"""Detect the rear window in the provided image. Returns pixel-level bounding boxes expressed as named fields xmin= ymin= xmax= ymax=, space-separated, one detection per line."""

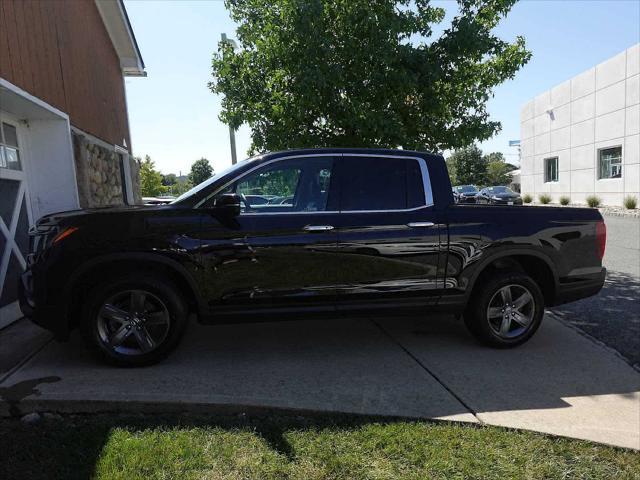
xmin=339 ymin=156 xmax=426 ymax=211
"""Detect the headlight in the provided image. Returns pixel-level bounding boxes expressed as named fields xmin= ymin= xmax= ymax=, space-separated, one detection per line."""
xmin=492 ymin=196 xmax=501 ymax=200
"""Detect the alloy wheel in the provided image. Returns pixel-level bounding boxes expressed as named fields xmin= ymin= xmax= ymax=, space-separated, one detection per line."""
xmin=486 ymin=284 xmax=535 ymax=339
xmin=96 ymin=289 xmax=171 ymax=356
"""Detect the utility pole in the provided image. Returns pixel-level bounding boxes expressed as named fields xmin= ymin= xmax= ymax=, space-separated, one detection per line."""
xmin=221 ymin=33 xmax=238 ymax=164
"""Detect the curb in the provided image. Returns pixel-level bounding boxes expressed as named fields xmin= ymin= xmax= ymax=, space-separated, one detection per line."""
xmin=524 ymin=203 xmax=639 ymax=218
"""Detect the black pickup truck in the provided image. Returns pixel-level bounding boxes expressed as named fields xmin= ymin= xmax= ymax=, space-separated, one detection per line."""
xmin=20 ymin=148 xmax=607 ymax=366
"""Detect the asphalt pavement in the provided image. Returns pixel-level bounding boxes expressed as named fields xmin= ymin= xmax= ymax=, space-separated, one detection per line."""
xmin=549 ymin=214 xmax=640 ymax=369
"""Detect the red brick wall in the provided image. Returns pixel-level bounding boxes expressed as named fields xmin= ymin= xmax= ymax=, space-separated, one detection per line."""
xmin=0 ymin=0 xmax=131 ymax=149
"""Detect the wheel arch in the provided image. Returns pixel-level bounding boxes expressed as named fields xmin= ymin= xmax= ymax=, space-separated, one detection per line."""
xmin=64 ymin=253 xmax=205 ymax=332
xmin=466 ymin=249 xmax=558 ymax=306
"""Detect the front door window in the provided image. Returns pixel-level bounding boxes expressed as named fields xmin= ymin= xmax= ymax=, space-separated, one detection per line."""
xmin=213 ymin=156 xmax=335 ymax=213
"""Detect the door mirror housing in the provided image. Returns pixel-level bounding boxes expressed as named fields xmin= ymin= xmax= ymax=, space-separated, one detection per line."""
xmin=212 ymin=193 xmax=241 ymax=216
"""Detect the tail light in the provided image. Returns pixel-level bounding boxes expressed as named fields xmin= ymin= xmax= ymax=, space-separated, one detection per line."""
xmin=596 ymin=220 xmax=606 ymax=260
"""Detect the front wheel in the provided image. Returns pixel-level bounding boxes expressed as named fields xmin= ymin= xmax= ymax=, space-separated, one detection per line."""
xmin=80 ymin=274 xmax=189 ymax=366
xmin=464 ymin=272 xmax=544 ymax=348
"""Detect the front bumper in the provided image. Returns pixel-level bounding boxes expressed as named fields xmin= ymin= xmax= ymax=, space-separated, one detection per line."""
xmin=490 ymin=198 xmax=523 ymax=205
xmin=19 ymin=269 xmax=69 ymax=340
xmin=458 ymin=196 xmax=477 ymax=204
xmin=552 ymin=267 xmax=607 ymax=306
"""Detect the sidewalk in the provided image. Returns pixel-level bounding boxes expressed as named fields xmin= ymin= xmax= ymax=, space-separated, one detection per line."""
xmin=1 ymin=313 xmax=638 ymax=450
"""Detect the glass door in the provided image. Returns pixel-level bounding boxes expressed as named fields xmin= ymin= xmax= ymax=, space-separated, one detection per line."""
xmin=0 ymin=113 xmax=33 ymax=320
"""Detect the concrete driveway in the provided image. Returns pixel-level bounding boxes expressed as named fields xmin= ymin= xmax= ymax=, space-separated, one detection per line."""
xmin=1 ymin=312 xmax=639 ymax=450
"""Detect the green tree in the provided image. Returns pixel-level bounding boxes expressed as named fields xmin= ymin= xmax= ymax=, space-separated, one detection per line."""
xmin=211 ymin=0 xmax=531 ymax=154
xmin=483 ymin=151 xmax=517 ymax=185
xmin=447 ymin=145 xmax=486 ymax=186
xmin=188 ymin=158 xmax=214 ymax=186
xmin=483 ymin=152 xmax=506 ymax=164
xmin=445 ymin=156 xmax=458 ymax=186
xmin=162 ymin=173 xmax=177 ymax=187
xmin=173 ymin=178 xmax=194 ymax=196
xmin=138 ymin=155 xmax=166 ymax=197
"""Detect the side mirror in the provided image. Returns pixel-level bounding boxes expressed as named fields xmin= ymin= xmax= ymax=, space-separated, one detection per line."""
xmin=212 ymin=193 xmax=241 ymax=217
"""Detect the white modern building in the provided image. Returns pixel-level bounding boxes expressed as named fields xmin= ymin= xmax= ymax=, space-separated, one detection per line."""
xmin=520 ymin=44 xmax=639 ymax=206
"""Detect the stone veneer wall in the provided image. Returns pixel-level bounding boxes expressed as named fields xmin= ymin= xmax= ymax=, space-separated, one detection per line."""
xmin=72 ymin=131 xmax=141 ymax=208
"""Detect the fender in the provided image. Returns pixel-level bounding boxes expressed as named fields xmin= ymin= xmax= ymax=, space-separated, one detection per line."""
xmin=460 ymin=246 xmax=559 ymax=302
xmin=63 ymin=252 xmax=207 ymax=314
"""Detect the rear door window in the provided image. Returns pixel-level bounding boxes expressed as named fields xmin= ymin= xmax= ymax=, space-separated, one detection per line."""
xmin=338 ymin=156 xmax=427 ymax=211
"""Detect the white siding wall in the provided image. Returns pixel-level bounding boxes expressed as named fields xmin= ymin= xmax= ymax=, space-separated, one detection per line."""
xmin=520 ymin=44 xmax=640 ymax=206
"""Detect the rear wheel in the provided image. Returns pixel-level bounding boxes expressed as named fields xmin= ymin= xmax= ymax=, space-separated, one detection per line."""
xmin=80 ymin=274 xmax=188 ymax=366
xmin=464 ymin=272 xmax=544 ymax=348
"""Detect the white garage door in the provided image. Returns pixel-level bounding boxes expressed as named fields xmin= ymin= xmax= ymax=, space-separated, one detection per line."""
xmin=0 ymin=114 xmax=33 ymax=319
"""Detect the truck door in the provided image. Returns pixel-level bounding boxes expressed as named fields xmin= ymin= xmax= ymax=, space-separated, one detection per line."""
xmin=332 ymin=154 xmax=443 ymax=311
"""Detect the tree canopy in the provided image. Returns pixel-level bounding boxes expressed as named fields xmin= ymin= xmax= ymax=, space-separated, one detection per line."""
xmin=484 ymin=152 xmax=517 ymax=185
xmin=211 ymin=0 xmax=531 ymax=154
xmin=447 ymin=145 xmax=485 ymax=186
xmin=188 ymin=158 xmax=214 ymax=186
xmin=138 ymin=155 xmax=166 ymax=197
xmin=446 ymin=147 xmax=517 ymax=186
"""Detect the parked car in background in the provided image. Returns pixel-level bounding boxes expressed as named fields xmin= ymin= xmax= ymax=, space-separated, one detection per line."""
xmin=21 ymin=148 xmax=606 ymax=366
xmin=142 ymin=196 xmax=175 ymax=206
xmin=453 ymin=185 xmax=479 ymax=203
xmin=476 ymin=186 xmax=523 ymax=205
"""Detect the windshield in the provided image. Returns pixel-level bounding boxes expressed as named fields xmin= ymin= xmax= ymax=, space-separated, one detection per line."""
xmin=172 ymin=158 xmax=254 ymax=203
xmin=487 ymin=186 xmax=513 ymax=194
xmin=457 ymin=185 xmax=477 ymax=193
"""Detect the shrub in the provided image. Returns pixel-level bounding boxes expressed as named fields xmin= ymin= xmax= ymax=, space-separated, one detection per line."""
xmin=586 ymin=195 xmax=601 ymax=208
xmin=539 ymin=194 xmax=552 ymax=204
xmin=624 ymin=195 xmax=637 ymax=209
xmin=522 ymin=193 xmax=533 ymax=204
xmin=559 ymin=196 xmax=570 ymax=206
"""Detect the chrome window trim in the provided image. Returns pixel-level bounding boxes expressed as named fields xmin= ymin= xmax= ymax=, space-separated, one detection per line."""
xmin=197 ymin=152 xmax=435 ymax=214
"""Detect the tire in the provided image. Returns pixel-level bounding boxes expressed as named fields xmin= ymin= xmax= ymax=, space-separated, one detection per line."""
xmin=464 ymin=271 xmax=544 ymax=348
xmin=80 ymin=274 xmax=189 ymax=367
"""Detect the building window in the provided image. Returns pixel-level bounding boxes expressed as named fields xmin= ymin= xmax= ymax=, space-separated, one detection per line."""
xmin=0 ymin=122 xmax=22 ymax=171
xmin=598 ymin=147 xmax=622 ymax=179
xmin=544 ymin=157 xmax=558 ymax=183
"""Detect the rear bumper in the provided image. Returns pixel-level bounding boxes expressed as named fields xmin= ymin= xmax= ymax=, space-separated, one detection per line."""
xmin=552 ymin=268 xmax=606 ymax=306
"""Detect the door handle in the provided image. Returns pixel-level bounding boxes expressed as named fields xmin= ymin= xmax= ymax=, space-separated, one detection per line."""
xmin=407 ymin=222 xmax=435 ymax=228
xmin=303 ymin=225 xmax=334 ymax=232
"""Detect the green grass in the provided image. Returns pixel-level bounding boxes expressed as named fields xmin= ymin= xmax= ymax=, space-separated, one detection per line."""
xmin=1 ymin=413 xmax=638 ymax=480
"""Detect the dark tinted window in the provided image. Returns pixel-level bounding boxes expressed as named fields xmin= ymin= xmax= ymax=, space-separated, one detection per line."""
xmin=406 ymin=159 xmax=425 ymax=209
xmin=339 ymin=157 xmax=425 ymax=211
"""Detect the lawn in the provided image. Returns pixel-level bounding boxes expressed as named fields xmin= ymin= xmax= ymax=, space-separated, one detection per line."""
xmin=1 ymin=413 xmax=638 ymax=479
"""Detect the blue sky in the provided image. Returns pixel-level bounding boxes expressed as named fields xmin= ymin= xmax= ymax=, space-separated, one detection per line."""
xmin=124 ymin=0 xmax=640 ymax=175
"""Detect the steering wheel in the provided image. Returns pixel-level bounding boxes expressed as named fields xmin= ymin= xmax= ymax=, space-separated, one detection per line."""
xmin=239 ymin=193 xmax=251 ymax=211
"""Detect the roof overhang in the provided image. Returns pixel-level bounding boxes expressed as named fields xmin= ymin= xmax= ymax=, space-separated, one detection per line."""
xmin=95 ymin=0 xmax=146 ymax=77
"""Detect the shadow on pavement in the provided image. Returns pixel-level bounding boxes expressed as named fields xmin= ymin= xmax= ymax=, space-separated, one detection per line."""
xmin=549 ymin=270 xmax=640 ymax=368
